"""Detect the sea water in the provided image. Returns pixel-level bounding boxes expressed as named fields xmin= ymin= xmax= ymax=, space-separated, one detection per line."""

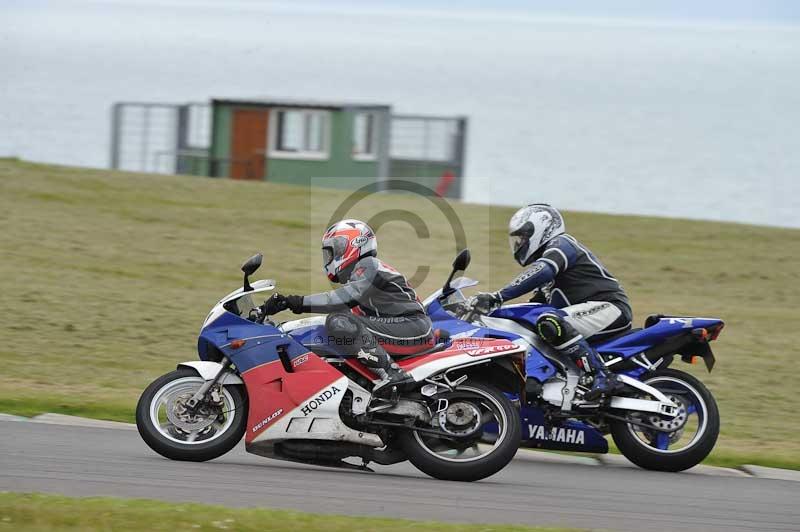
xmin=2 ymin=0 xmax=799 ymax=227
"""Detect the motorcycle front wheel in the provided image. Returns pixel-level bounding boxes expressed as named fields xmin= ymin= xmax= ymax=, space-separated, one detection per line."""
xmin=136 ymin=368 xmax=247 ymax=462
xmin=610 ymin=368 xmax=719 ymax=472
xmin=398 ymin=381 xmax=521 ymax=481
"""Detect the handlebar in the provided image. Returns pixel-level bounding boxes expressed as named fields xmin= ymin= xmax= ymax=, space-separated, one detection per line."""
xmin=462 ymin=306 xmax=480 ymax=323
xmin=450 ymin=301 xmax=483 ymax=324
xmin=246 ymin=299 xmax=278 ymax=326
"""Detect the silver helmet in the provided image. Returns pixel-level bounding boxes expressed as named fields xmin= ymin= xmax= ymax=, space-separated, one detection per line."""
xmin=508 ymin=204 xmax=565 ymax=266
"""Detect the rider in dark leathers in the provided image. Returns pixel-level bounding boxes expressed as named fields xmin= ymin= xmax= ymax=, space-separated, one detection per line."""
xmin=472 ymin=204 xmax=631 ymax=400
xmin=267 ymin=219 xmax=433 ymax=396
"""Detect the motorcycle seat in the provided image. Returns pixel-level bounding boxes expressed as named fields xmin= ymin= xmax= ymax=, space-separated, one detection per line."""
xmin=392 ymin=329 xmax=452 ymax=359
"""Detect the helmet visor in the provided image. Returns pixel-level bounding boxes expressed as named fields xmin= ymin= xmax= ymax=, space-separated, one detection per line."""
xmin=509 ymin=234 xmax=526 ymax=255
xmin=322 ymin=246 xmax=334 ymax=267
xmin=322 ymin=236 xmax=349 ymax=265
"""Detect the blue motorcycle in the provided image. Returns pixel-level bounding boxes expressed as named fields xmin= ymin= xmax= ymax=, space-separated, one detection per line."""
xmin=424 ymin=250 xmax=723 ymax=472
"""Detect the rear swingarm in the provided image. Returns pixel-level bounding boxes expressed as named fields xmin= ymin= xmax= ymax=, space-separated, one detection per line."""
xmin=542 ymin=408 xmax=673 ymax=434
xmin=600 ymin=412 xmax=677 ymax=433
xmin=359 ymin=417 xmax=461 ymax=441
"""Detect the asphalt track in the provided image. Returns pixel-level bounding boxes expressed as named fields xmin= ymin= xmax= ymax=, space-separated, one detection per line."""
xmin=1 ymin=420 xmax=798 ymax=531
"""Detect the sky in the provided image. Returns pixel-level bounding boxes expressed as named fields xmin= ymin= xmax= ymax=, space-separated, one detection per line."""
xmin=33 ymin=0 xmax=798 ymax=24
xmin=243 ymin=0 xmax=800 ymax=23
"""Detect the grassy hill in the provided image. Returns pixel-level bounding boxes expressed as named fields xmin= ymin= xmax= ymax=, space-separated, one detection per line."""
xmin=1 ymin=158 xmax=798 ymax=468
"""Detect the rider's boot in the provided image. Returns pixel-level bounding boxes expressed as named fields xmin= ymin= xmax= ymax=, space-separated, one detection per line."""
xmin=580 ymin=346 xmax=624 ymax=401
xmin=357 ymin=346 xmax=414 ymax=402
xmin=536 ymin=312 xmax=623 ymax=401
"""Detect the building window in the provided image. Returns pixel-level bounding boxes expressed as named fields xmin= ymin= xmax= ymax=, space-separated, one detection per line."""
xmin=270 ymin=109 xmax=330 ymax=159
xmin=352 ymin=112 xmax=379 ymax=161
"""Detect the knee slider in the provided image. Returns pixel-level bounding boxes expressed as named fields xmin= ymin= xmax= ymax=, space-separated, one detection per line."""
xmin=537 ymin=312 xmax=584 ymax=352
xmin=325 ymin=313 xmax=360 ymax=336
xmin=536 ymin=313 xmax=565 ymax=344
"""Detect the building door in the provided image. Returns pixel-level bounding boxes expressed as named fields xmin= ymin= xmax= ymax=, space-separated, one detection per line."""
xmin=230 ymin=109 xmax=269 ymax=180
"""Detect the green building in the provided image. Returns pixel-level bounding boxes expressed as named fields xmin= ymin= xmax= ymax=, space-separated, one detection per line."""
xmin=207 ymin=98 xmax=390 ymax=189
xmin=111 ymin=98 xmax=467 ymax=199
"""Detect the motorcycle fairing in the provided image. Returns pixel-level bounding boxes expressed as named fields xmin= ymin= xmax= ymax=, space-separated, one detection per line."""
xmin=597 ymin=316 xmax=722 ymax=371
xmin=197 ymin=311 xmax=371 ymax=448
xmin=425 ymin=299 xmax=558 ymax=382
xmin=399 ymin=338 xmax=526 ymax=381
xmin=243 ymin=336 xmax=528 ymax=455
xmin=245 ymin=367 xmax=383 ymax=455
xmin=198 ymin=311 xmax=309 ymax=372
xmin=236 ymin=344 xmax=384 ymax=450
xmin=482 ymin=404 xmax=608 ymax=454
xmin=291 ymin=320 xmax=527 ymax=383
xmin=199 ymin=311 xmax=527 ymax=456
xmin=335 ymin=337 xmax=528 ymax=383
xmin=520 ymin=407 xmax=608 ymax=453
xmin=490 ymin=305 xmax=723 ymax=373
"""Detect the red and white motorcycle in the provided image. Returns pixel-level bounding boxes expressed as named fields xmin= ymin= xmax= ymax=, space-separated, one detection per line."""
xmin=137 ymin=253 xmax=524 ymax=481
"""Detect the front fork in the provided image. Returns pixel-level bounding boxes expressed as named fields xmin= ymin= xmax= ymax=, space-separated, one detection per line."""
xmin=186 ymin=356 xmax=230 ymax=409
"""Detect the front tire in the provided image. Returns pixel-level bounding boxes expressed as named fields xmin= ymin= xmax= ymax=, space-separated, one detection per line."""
xmin=136 ymin=368 xmax=247 ymax=462
xmin=610 ymin=368 xmax=719 ymax=472
xmin=398 ymin=381 xmax=521 ymax=481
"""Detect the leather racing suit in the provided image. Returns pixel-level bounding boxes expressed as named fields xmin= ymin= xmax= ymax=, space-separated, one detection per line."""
xmin=300 ymin=256 xmax=434 ymax=387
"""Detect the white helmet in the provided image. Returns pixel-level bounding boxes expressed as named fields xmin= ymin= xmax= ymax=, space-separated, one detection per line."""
xmin=508 ymin=204 xmax=565 ymax=266
xmin=321 ymin=219 xmax=377 ymax=283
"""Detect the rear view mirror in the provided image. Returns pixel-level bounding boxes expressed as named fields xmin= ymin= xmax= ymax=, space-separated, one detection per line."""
xmin=452 ymin=249 xmax=471 ymax=272
xmin=241 ymin=253 xmax=263 ymax=292
xmin=241 ymin=253 xmax=263 ymax=276
xmin=442 ymin=249 xmax=470 ymax=297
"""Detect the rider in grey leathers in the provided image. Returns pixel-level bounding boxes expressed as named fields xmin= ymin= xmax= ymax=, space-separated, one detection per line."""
xmin=266 ymin=219 xmax=434 ymax=396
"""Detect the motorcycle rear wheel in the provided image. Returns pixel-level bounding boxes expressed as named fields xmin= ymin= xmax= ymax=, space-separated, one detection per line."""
xmin=398 ymin=381 xmax=520 ymax=481
xmin=610 ymin=368 xmax=719 ymax=472
xmin=136 ymin=368 xmax=247 ymax=462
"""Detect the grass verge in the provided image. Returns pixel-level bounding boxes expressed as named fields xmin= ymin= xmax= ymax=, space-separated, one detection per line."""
xmin=0 ymin=493 xmax=579 ymax=532
xmin=1 ymin=159 xmax=799 ymax=469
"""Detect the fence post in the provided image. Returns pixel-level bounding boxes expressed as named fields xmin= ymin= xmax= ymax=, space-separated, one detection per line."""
xmin=453 ymin=118 xmax=468 ymax=199
xmin=454 ymin=118 xmax=468 ymax=177
xmin=175 ymin=105 xmax=189 ymax=174
xmin=377 ymin=107 xmax=392 ymax=191
xmin=109 ymin=103 xmax=122 ymax=169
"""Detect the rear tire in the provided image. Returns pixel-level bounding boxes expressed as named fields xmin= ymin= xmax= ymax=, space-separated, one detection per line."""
xmin=398 ymin=381 xmax=520 ymax=481
xmin=136 ymin=368 xmax=247 ymax=462
xmin=610 ymin=368 xmax=719 ymax=472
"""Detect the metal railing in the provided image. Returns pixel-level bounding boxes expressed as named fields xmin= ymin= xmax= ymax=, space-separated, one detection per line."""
xmin=388 ymin=115 xmax=467 ymax=198
xmin=110 ymin=102 xmax=209 ymax=174
xmin=389 ymin=114 xmax=467 ymax=163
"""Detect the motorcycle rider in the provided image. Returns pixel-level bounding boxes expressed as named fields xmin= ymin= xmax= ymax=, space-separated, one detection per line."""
xmin=265 ymin=219 xmax=434 ymax=398
xmin=471 ymin=204 xmax=632 ymax=400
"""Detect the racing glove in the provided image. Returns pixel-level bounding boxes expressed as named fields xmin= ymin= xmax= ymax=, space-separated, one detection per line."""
xmin=284 ymin=295 xmax=305 ymax=314
xmin=470 ymin=291 xmax=503 ymax=314
xmin=262 ymin=293 xmax=288 ymax=315
xmin=529 ymin=288 xmax=548 ymax=304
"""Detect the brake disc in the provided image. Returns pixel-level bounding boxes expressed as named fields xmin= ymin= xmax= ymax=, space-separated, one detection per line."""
xmin=165 ymin=391 xmax=219 ymax=433
xmin=647 ymin=394 xmax=688 ymax=437
xmin=438 ymin=401 xmax=481 ymax=437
